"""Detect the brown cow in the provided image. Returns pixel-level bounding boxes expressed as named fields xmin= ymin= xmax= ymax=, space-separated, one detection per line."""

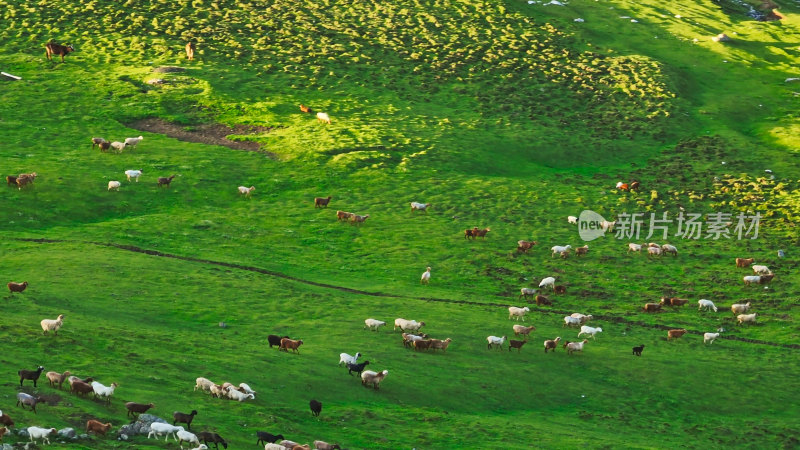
xmin=185 ymin=42 xmax=195 ymax=60
xmin=45 ymin=42 xmax=74 ymax=62
xmin=667 ymin=329 xmax=688 ymax=340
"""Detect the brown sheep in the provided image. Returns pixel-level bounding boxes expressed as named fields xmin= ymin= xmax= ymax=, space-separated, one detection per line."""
xmin=517 ymin=240 xmax=537 ymax=252
xmin=70 ymin=380 xmax=94 ymax=397
xmin=474 ymin=227 xmax=491 ymax=239
xmin=8 ymin=281 xmax=28 ymax=294
xmin=413 ymin=339 xmax=433 ymax=351
xmin=575 ymin=245 xmax=589 ymax=256
xmin=667 ymin=329 xmax=688 ymax=340
xmin=0 ymin=426 xmax=7 ymax=440
xmin=736 ymin=257 xmax=754 ymax=268
xmin=464 ymin=227 xmax=478 ymax=239
xmin=91 ymin=137 xmax=107 ymax=149
xmin=759 ymin=274 xmax=775 ymax=284
xmin=0 ymin=411 xmax=14 ymax=428
xmin=46 ymin=370 xmax=71 ymax=389
xmin=429 ymin=338 xmax=452 ymax=352
xmin=185 ymin=42 xmax=195 ymax=60
xmin=86 ymin=420 xmax=112 ymax=436
xmin=280 ymin=338 xmax=304 ymax=354
xmin=6 ymin=175 xmax=18 ymax=187
xmin=45 ymin=42 xmax=74 ymax=62
xmin=630 ymin=181 xmax=641 ymax=191
xmin=125 ymin=402 xmax=155 ymax=418
xmin=350 ymin=214 xmax=369 ymax=225
xmin=513 ymin=324 xmax=536 ymax=339
xmin=660 ymin=297 xmax=688 ymax=307
xmin=16 ymin=172 xmax=37 ymax=189
xmin=508 ymin=340 xmax=527 ymax=352
xmin=98 ymin=141 xmax=111 ymax=152
xmin=643 ymin=303 xmax=662 ymax=313
xmin=543 ymin=337 xmax=561 ymax=353
xmin=300 ymin=104 xmax=314 ymax=114
xmin=336 ymin=210 xmax=354 ymax=221
xmin=157 ymin=175 xmax=176 ymax=188
xmin=314 ymin=196 xmax=332 ymax=208
xmin=554 ymin=285 xmax=567 ymax=295
xmin=535 ymin=295 xmax=552 ymax=306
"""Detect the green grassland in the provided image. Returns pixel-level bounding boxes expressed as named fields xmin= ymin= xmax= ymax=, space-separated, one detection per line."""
xmin=0 ymin=0 xmax=799 ymax=448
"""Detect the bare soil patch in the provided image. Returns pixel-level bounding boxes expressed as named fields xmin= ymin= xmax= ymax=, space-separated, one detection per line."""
xmin=127 ymin=118 xmax=277 ymax=157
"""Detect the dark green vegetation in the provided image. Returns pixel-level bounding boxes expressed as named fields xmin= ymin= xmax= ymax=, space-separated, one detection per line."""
xmin=0 ymin=0 xmax=799 ymax=448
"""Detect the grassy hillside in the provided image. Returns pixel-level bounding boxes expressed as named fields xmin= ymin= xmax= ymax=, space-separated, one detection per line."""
xmin=0 ymin=0 xmax=799 ymax=448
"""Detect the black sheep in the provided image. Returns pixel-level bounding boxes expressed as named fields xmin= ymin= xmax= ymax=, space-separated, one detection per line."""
xmin=347 ymin=360 xmax=370 ymax=376
xmin=632 ymin=345 xmax=645 ymax=356
xmin=309 ymin=399 xmax=322 ymax=417
xmin=18 ymin=366 xmax=44 ymax=387
xmin=268 ymin=334 xmax=290 ymax=348
xmin=197 ymin=431 xmax=227 ymax=449
xmin=256 ymin=431 xmax=284 ymax=446
xmin=173 ymin=410 xmax=198 ymax=430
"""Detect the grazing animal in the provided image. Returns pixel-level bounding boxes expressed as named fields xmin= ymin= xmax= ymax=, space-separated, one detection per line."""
xmin=508 ymin=306 xmax=531 ymax=321
xmin=632 ymin=345 xmax=645 ymax=356
xmin=539 ymin=277 xmax=556 ymax=290
xmin=310 ymin=399 xmax=322 ymax=417
xmin=268 ymin=334 xmax=290 ymax=348
xmin=519 ymin=288 xmax=537 ymax=301
xmin=314 ymin=196 xmax=332 ymax=208
xmin=698 ymin=299 xmax=718 ymax=312
xmin=196 ymin=431 xmax=228 ymax=449
xmin=124 ymin=136 xmax=144 ymax=148
xmin=0 ymin=426 xmax=6 ymax=441
xmin=660 ymin=297 xmax=688 ymax=307
xmin=412 ymin=339 xmax=433 ymax=351
xmin=91 ymin=381 xmax=119 ymax=404
xmin=108 ymin=180 xmax=121 ymax=191
xmin=566 ymin=339 xmax=589 ymax=355
xmin=40 ymin=314 xmax=65 ymax=335
xmin=177 ymin=429 xmax=201 ymax=448
xmin=401 ymin=333 xmax=428 ymax=348
xmin=238 ymin=185 xmax=256 ymax=197
xmin=316 ymin=112 xmax=331 ymax=124
xmin=575 ymin=245 xmax=589 ymax=256
xmin=16 ymin=393 xmax=44 ymax=413
xmin=571 ymin=313 xmax=594 ymax=324
xmin=70 ymin=379 xmax=93 ymax=397
xmin=648 ymin=246 xmax=662 ymax=257
xmin=350 ymin=213 xmax=369 ymax=224
xmin=16 ymin=172 xmax=37 ymax=189
xmin=473 ymin=227 xmax=491 ymax=239
xmin=6 ymin=175 xmax=18 ymax=187
xmin=364 ymin=318 xmax=386 ymax=331
xmin=111 ymin=141 xmax=126 ymax=153
xmin=430 ymin=338 xmax=453 ymax=352
xmin=563 ymin=316 xmax=582 ymax=328
xmin=554 ymin=285 xmax=567 ymax=295
xmin=628 ymin=243 xmax=642 ymax=253
xmin=26 ymin=426 xmax=57 ymax=445
xmin=661 ymin=244 xmax=678 ymax=256
xmin=300 ymin=104 xmax=314 ymax=113
xmin=508 ymin=339 xmax=527 ymax=352
xmin=280 ymin=338 xmax=304 ymax=353
xmin=186 ymin=42 xmax=196 ymax=60
xmin=544 ymin=337 xmax=561 ymax=353
xmin=704 ymin=332 xmax=720 ymax=345
xmin=194 ymin=377 xmax=215 ymax=392
xmin=737 ymin=313 xmax=757 ymax=324
xmin=91 ymin=137 xmax=108 ymax=149
xmin=567 ymin=215 xmax=578 ymax=224
xmin=736 ymin=257 xmax=754 ymax=268
xmin=643 ymin=303 xmax=662 ymax=313
xmin=225 ymin=387 xmax=254 ymax=402
xmin=125 ymin=402 xmax=155 ymax=418
xmin=420 ymin=267 xmax=431 ymax=284
xmin=486 ymin=335 xmax=507 ymax=350
xmin=512 ymin=324 xmax=536 ymax=339
xmin=125 ymin=169 xmax=143 ymax=182
xmin=752 ymin=265 xmax=771 ymax=275
xmin=336 ymin=210 xmax=354 ymax=221
xmin=173 ymin=410 xmax=198 ymax=430
xmin=551 ymin=245 xmax=572 ymax=258
xmin=535 ymin=294 xmax=552 ymax=306
xmin=743 ymin=275 xmax=762 ymax=286
xmin=313 ymin=441 xmax=342 ymax=450
xmin=360 ymin=370 xmax=389 ymax=390
xmin=7 ymin=281 xmax=28 ymax=294
xmin=157 ymin=175 xmax=176 ymax=188
xmin=347 ymin=360 xmax=370 ymax=376
xmin=338 ymin=352 xmax=361 ymax=366
xmin=46 ymin=370 xmax=71 ymax=389
xmin=517 ymin=240 xmax=537 ymax=252
xmin=577 ymin=326 xmax=603 ymax=339
xmin=256 ymin=432 xmax=285 ymax=446
xmin=98 ymin=141 xmax=111 ymax=152
xmin=265 ymin=444 xmax=288 ymax=450
xmin=410 ymin=202 xmax=430 ymax=212
xmin=45 ymin=42 xmax=74 ymax=62
xmin=0 ymin=411 xmax=13 ymax=428
xmin=86 ymin=420 xmax=112 ymax=436
xmin=667 ymin=329 xmax=688 ymax=340
xmin=394 ymin=318 xmax=425 ymax=332
xmin=148 ymin=422 xmax=183 ymax=441
xmin=629 ymin=181 xmax=640 ymax=191
xmin=731 ymin=302 xmax=751 ymax=315
xmin=19 ymin=366 xmax=45 ymax=387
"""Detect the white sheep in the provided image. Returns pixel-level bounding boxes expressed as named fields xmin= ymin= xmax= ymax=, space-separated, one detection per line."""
xmin=91 ymin=381 xmax=119 ymax=404
xmin=264 ymin=444 xmax=285 ymax=450
xmin=737 ymin=313 xmax=757 ymax=324
xmin=111 ymin=141 xmax=126 ymax=152
xmin=238 ymin=185 xmax=255 ymax=197
xmin=40 ymin=314 xmax=65 ymax=335
xmin=539 ymin=277 xmax=556 ymax=289
xmin=420 ymin=267 xmax=431 ymax=284
xmin=647 ymin=246 xmax=662 ymax=256
xmin=508 ymin=306 xmax=530 ymax=321
xmin=209 ymin=384 xmax=225 ymax=398
xmin=703 ymin=332 xmax=720 ymax=344
xmin=519 ymin=288 xmax=537 ymax=300
xmin=577 ymin=325 xmax=603 ymax=339
xmin=148 ymin=423 xmax=184 ymax=441
xmin=361 ymin=369 xmax=389 ymax=389
xmin=394 ymin=318 xmax=425 ymax=332
xmin=743 ymin=275 xmax=762 ymax=285
xmin=661 ymin=244 xmax=678 ymax=255
xmin=566 ymin=339 xmax=589 ymax=355
xmin=316 ymin=112 xmax=331 ymax=124
xmin=698 ymin=299 xmax=718 ymax=312
xmin=238 ymin=383 xmax=256 ymax=395
xmin=124 ymin=136 xmax=144 ymax=148
xmin=125 ymin=169 xmax=143 ymax=182
xmin=731 ymin=302 xmax=751 ymax=315
xmin=601 ymin=220 xmax=616 ymax=232
xmin=410 ymin=202 xmax=430 ymax=212
xmin=177 ymin=429 xmax=200 ymax=448
xmin=401 ymin=333 xmax=426 ymax=347
xmin=364 ymin=318 xmax=386 ymax=331
xmin=338 ymin=352 xmax=361 ymax=366
xmin=570 ymin=313 xmax=593 ymax=324
xmin=225 ymin=386 xmax=254 ymax=401
xmin=486 ymin=335 xmax=506 ymax=349
xmin=563 ymin=316 xmax=582 ymax=327
xmin=752 ymin=265 xmax=771 ymax=275
xmin=108 ymin=180 xmax=121 ymax=191
xmin=27 ymin=426 xmax=57 ymax=445
xmin=194 ymin=377 xmax=214 ymax=392
xmin=628 ymin=243 xmax=642 ymax=252
xmin=551 ymin=245 xmax=572 ymax=257
xmin=567 ymin=216 xmax=578 ymax=224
